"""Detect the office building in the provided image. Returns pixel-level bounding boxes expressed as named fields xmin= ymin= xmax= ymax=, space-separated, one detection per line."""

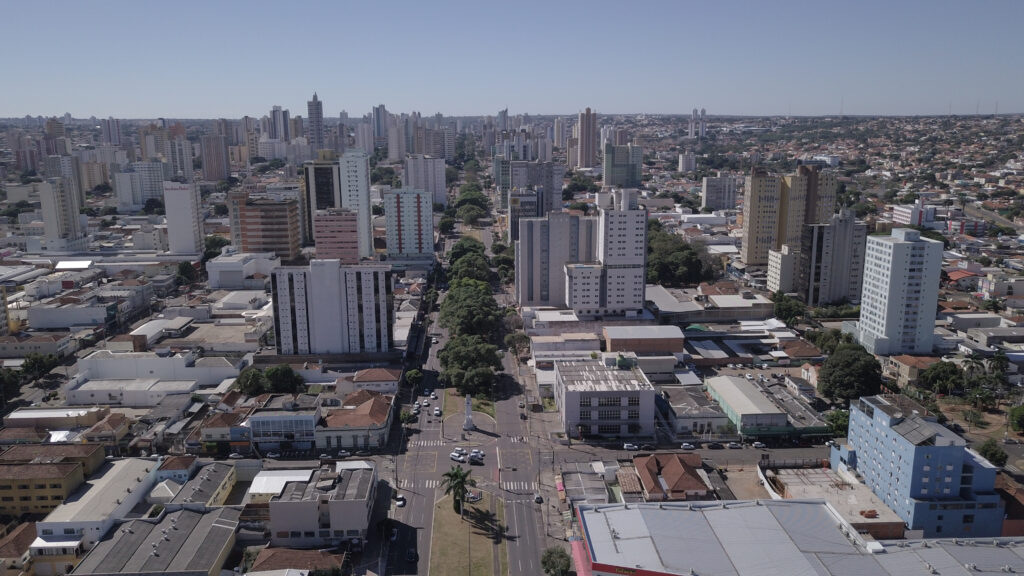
xmin=39 ymin=177 xmax=86 ymax=251
xmin=227 ymin=190 xmax=302 ymax=260
xmin=688 ymin=108 xmax=697 ymax=139
xmin=383 ymin=188 xmax=433 ymax=259
xmin=372 ymin=104 xmax=388 ymax=146
xmin=602 ymin=142 xmax=642 ymax=188
xmin=767 ymin=244 xmax=799 ymax=293
xmin=306 ymin=92 xmax=325 ymax=151
xmin=576 ymin=107 xmax=598 ymax=169
xmin=834 ymin=395 xmax=1003 ymax=537
xmin=163 ymin=182 xmax=202 ymax=254
xmin=507 ymin=189 xmax=540 ymax=242
xmin=553 ymin=358 xmax=656 ymax=438
xmin=272 ymin=260 xmax=393 ymax=355
xmin=797 ymin=209 xmax=867 ymax=306
xmin=313 ymin=209 xmax=360 ymax=263
xmin=403 ymin=154 xmax=447 ymax=206
xmin=848 ymin=228 xmax=942 ymax=355
xmin=677 ymin=151 xmax=696 ymax=173
xmin=492 ymin=157 xmax=565 ymax=213
xmin=701 ymin=175 xmax=738 ymax=211
xmin=268 ymin=462 xmax=376 ymax=548
xmin=200 ymin=134 xmax=229 ymax=182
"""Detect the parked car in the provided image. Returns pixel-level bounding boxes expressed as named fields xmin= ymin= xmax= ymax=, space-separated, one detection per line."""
xmin=469 ymin=455 xmax=484 ymax=464
xmin=1004 ymin=437 xmax=1020 ymax=445
xmin=336 ymin=450 xmax=351 ymax=458
xmin=430 ymin=392 xmax=438 ymax=400
xmin=518 ymin=401 xmax=525 ymax=408
xmin=465 ymin=491 xmax=482 ymax=503
xmin=454 ymin=447 xmax=467 ymax=455
xmin=319 ymin=453 xmax=331 ymax=459
xmin=395 ymin=494 xmax=407 ymax=507
xmin=681 ymin=443 xmax=696 ymax=450
xmin=421 ymin=400 xmax=430 ymax=407
xmin=707 ymin=442 xmax=724 ymax=449
xmin=727 ymin=442 xmax=742 ymax=449
xmin=640 ymin=444 xmax=655 ymax=451
xmin=228 ymin=453 xmax=244 ymax=459
xmin=622 ymin=443 xmax=639 ymax=451
xmin=450 ymin=452 xmax=466 ymax=463
xmin=745 ymin=374 xmax=753 ymax=380
xmin=752 ymin=442 xmax=766 ymax=449
xmin=534 ymin=493 xmax=544 ymax=503
xmin=470 ymin=449 xmax=485 ymax=458
xmin=265 ymin=452 xmax=281 ymax=458
xmin=355 ymin=450 xmax=371 ymax=457
xmin=434 ymin=407 xmax=442 ymax=416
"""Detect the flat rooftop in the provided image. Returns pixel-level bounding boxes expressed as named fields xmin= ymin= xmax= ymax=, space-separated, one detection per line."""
xmin=5 ymin=407 xmax=99 ymax=420
xmin=276 ymin=466 xmax=374 ymax=503
xmin=603 ymin=325 xmax=684 ymax=340
xmin=250 ymin=469 xmax=314 ymax=496
xmin=75 ymin=379 xmax=197 ymax=393
xmin=771 ymin=468 xmax=902 ymax=525
xmin=42 ymin=458 xmax=155 ymax=524
xmin=555 ymin=360 xmax=655 ymax=393
xmin=706 ymin=376 xmax=784 ymax=416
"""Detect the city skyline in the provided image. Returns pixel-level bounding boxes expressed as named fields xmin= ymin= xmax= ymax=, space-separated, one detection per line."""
xmin=4 ymin=0 xmax=1023 ymax=119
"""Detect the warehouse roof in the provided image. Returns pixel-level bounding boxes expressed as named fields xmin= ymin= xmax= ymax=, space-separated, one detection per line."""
xmin=706 ymin=376 xmax=783 ymax=416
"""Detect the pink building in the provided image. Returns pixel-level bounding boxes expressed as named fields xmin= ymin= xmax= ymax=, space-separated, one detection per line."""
xmin=313 ymin=209 xmax=360 ymax=263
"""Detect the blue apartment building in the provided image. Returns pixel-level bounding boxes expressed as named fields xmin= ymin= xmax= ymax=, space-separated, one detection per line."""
xmin=831 ymin=395 xmax=1004 ymax=538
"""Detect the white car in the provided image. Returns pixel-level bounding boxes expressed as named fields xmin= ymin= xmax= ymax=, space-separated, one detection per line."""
xmin=430 ymin=392 xmax=438 ymax=400
xmin=265 ymin=452 xmax=281 ymax=458
xmin=453 ymin=447 xmax=467 ymax=455
xmin=745 ymin=373 xmax=753 ymax=380
xmin=752 ymin=442 xmax=766 ymax=449
xmin=228 ymin=453 xmax=244 ymax=459
xmin=680 ymin=443 xmax=696 ymax=450
xmin=434 ymin=407 xmax=441 ymax=416
xmin=622 ymin=443 xmax=639 ymax=451
xmin=432 ymin=338 xmax=439 ymax=344
xmin=470 ymin=449 xmax=485 ymax=458
xmin=336 ymin=450 xmax=351 ymax=458
xmin=421 ymin=400 xmax=430 ymax=407
xmin=395 ymin=494 xmax=407 ymax=507
xmin=450 ymin=452 xmax=466 ymax=463
xmin=413 ymin=401 xmax=421 ymax=408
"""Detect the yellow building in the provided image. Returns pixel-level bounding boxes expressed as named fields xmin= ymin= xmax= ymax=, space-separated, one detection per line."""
xmin=0 ymin=444 xmax=105 ymax=476
xmin=0 ymin=464 xmax=84 ymax=516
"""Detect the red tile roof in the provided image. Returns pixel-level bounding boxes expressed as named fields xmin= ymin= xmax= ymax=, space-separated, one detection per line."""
xmin=0 ymin=521 xmax=36 ymax=559
xmin=352 ymin=368 xmax=403 ymax=382
xmin=634 ymin=453 xmax=706 ymax=500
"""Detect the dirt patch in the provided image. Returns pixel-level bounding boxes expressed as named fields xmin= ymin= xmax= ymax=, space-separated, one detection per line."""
xmin=723 ymin=467 xmax=770 ymax=500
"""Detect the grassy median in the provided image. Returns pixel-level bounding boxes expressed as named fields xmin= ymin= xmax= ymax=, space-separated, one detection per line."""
xmin=429 ymin=493 xmax=508 ymax=576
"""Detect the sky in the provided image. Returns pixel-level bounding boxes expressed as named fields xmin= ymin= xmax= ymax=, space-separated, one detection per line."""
xmin=4 ymin=0 xmax=1023 ymax=119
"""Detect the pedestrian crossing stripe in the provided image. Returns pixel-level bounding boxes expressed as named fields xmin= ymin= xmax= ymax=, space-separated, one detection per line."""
xmin=409 ymin=440 xmax=446 ymax=447
xmin=397 ymin=479 xmax=440 ymax=488
xmin=508 ymin=436 xmax=526 ymax=443
xmin=500 ymin=481 xmax=537 ymax=492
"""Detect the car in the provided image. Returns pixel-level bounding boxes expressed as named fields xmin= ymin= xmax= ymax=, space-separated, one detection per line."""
xmin=641 ymin=444 xmax=655 ymax=451
xmin=465 ymin=491 xmax=482 ymax=503
xmin=469 ymin=455 xmax=484 ymax=464
xmin=534 ymin=493 xmax=544 ymax=503
xmin=430 ymin=392 xmax=438 ymax=400
xmin=355 ymin=450 xmax=371 ymax=457
xmin=390 ymin=528 xmax=399 ymax=541
xmin=413 ymin=401 xmax=421 ymax=408
xmin=432 ymin=338 xmax=439 ymax=344
xmin=518 ymin=400 xmax=525 ymax=408
xmin=470 ymin=449 xmax=485 ymax=458
xmin=681 ymin=443 xmax=696 ymax=450
xmin=412 ymin=406 xmax=421 ymax=414
xmin=1004 ymin=437 xmax=1020 ymax=445
xmin=707 ymin=442 xmax=724 ymax=449
xmin=752 ymin=442 xmax=766 ymax=449
xmin=622 ymin=443 xmax=639 ymax=451
xmin=421 ymin=400 xmax=430 ymax=407
xmin=336 ymin=450 xmax=351 ymax=458
xmin=395 ymin=494 xmax=407 ymax=507
xmin=727 ymin=442 xmax=742 ymax=449
xmin=450 ymin=452 xmax=466 ymax=463
xmin=745 ymin=373 xmax=753 ymax=380
xmin=319 ymin=453 xmax=331 ymax=459
xmin=228 ymin=452 xmax=245 ymax=459
xmin=265 ymin=452 xmax=281 ymax=458
xmin=405 ymin=548 xmax=418 ymax=562
xmin=454 ymin=447 xmax=467 ymax=455
xmin=434 ymin=407 xmax=441 ymax=416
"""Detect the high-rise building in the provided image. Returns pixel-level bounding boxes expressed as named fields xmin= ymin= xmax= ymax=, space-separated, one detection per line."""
xmin=797 ymin=209 xmax=867 ymax=307
xmin=383 ymin=189 xmax=433 ymax=259
xmin=313 ymin=209 xmax=359 ymax=264
xmin=302 ymin=152 xmax=372 ymax=257
xmin=835 ymin=395 xmax=1004 ymax=538
xmin=45 ymin=155 xmax=83 ymax=205
xmin=307 ymin=93 xmax=325 ymax=151
xmin=354 ymin=124 xmax=374 ymax=154
xmin=701 ymin=175 xmax=738 ymax=211
xmin=516 ymin=190 xmax=645 ymax=316
xmin=767 ymin=245 xmax=799 ymax=294
xmin=403 ymin=155 xmax=447 ymax=207
xmin=576 ymin=107 xmax=597 ymax=169
xmin=740 ymin=167 xmax=837 ymax=267
xmin=602 ymin=142 xmax=643 ymax=189
xmin=228 ymin=190 xmax=302 ymax=260
xmin=166 ymin=137 xmax=193 ymax=182
xmin=849 ymin=228 xmax=942 ymax=356
xmin=677 ymin=152 xmax=696 ymax=173
xmin=100 ymin=117 xmax=121 ymax=146
xmin=270 ymin=106 xmax=290 ymax=141
xmin=201 ymin=134 xmax=229 ymax=182
xmin=507 ymin=189 xmax=540 ymax=243
xmin=496 ymin=108 xmax=509 ymax=131
xmin=699 ymin=108 xmax=707 ymax=138
xmin=492 ymin=157 xmax=565 ymax=214
xmin=553 ymin=117 xmax=568 ymax=149
xmin=163 ymin=181 xmax=202 ymax=254
xmin=38 ymin=177 xmax=86 ymax=251
xmin=372 ymin=104 xmax=388 ymax=146
xmin=114 ymin=172 xmax=143 ymax=212
xmin=688 ymin=109 xmax=697 ymax=139
xmin=272 ymin=260 xmax=393 ymax=355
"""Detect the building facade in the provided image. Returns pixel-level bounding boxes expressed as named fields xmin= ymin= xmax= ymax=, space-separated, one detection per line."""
xmin=228 ymin=191 xmax=301 ymax=260
xmin=162 ymin=181 xmax=202 ymax=254
xmin=797 ymin=209 xmax=867 ymax=306
xmin=576 ymin=107 xmax=598 ymax=169
xmin=383 ymin=188 xmax=433 ymax=259
xmin=272 ymin=260 xmax=393 ymax=355
xmin=201 ymin=134 xmax=229 ymax=182
xmin=701 ymin=175 xmax=738 ymax=211
xmin=403 ymin=154 xmax=446 ymax=207
xmin=601 ymin=142 xmax=642 ymax=188
xmin=553 ymin=358 xmax=656 ymax=438
xmin=313 ymin=209 xmax=360 ymax=263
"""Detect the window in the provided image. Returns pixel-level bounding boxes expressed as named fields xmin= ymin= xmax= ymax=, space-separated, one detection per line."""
xmin=63 ymin=528 xmax=76 ymax=535
xmin=628 ymin=396 xmax=640 ymax=407
xmin=303 ymin=531 xmax=314 ymax=538
xmin=598 ymin=410 xmax=620 ymax=420
xmin=598 ymin=397 xmax=620 ymax=407
xmin=578 ymin=397 xmax=591 ymax=408
xmin=276 ymin=532 xmax=289 ymax=539
xmin=0 ymin=497 xmax=11 ymax=502
xmin=289 ymin=531 xmax=300 ymax=538
xmin=628 ymin=410 xmax=639 ymax=420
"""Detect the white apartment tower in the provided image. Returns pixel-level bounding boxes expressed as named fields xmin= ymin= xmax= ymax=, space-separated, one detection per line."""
xmin=850 ymin=228 xmax=942 ymax=356
xmin=272 ymin=261 xmax=393 ymax=355
xmin=303 ymin=152 xmax=372 ymax=257
xmin=403 ymin=155 xmax=447 ymax=206
xmin=701 ymin=175 xmax=738 ymax=211
xmin=383 ymin=188 xmax=433 ymax=259
xmin=307 ymin=92 xmax=325 ymax=151
xmin=163 ymin=181 xmax=203 ymax=254
xmin=39 ymin=177 xmax=86 ymax=250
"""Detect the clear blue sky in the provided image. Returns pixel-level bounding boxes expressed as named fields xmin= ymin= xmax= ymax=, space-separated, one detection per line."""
xmin=5 ymin=0 xmax=1022 ymax=118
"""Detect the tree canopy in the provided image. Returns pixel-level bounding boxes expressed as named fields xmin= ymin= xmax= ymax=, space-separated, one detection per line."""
xmin=456 ymin=204 xmax=486 ymax=225
xmin=449 ymin=251 xmax=492 ymax=283
xmin=917 ymin=361 xmax=965 ymax=394
xmin=235 ymin=367 xmax=269 ymax=396
xmin=438 ymin=216 xmax=455 ymax=235
xmin=772 ymin=292 xmax=806 ymax=326
xmin=817 ymin=344 xmax=882 ymax=404
xmin=541 ymin=547 xmax=572 ymax=576
xmin=440 ymin=465 xmax=475 ymax=514
xmin=264 ymin=364 xmax=304 ymax=394
xmin=646 ymin=220 xmax=716 ymax=286
xmin=439 ymin=279 xmax=503 ymax=337
xmin=448 ymin=237 xmax=486 ymax=264
xmin=977 ymin=438 xmax=1008 ymax=467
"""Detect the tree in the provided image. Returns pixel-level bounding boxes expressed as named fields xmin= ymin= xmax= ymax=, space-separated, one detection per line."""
xmin=213 ymin=203 xmax=229 ymax=216
xmin=977 ymin=438 xmax=1008 ymax=467
xmin=449 ymin=252 xmax=492 ymax=282
xmin=540 ymin=547 xmax=572 ymax=576
xmin=264 ymin=364 xmax=304 ymax=394
xmin=817 ymin=344 xmax=882 ymax=404
xmin=1009 ymin=405 xmax=1024 ymax=432
xmin=988 ymin=350 xmax=1010 ymax=378
xmin=918 ymin=361 xmax=965 ymax=394
xmin=439 ymin=334 xmax=502 ymax=376
xmin=825 ymin=409 xmax=850 ymax=435
xmin=448 ymin=237 xmax=486 ymax=263
xmin=21 ymin=353 xmax=58 ymax=381
xmin=371 ymin=204 xmax=384 ymax=216
xmin=459 ymin=366 xmax=495 ymax=396
xmin=202 ymin=235 xmax=231 ymax=262
xmin=438 ymin=216 xmax=455 ymax=235
xmin=772 ymin=292 xmax=806 ymax=326
xmin=504 ymin=332 xmax=530 ymax=359
xmin=456 ymin=204 xmax=486 ymax=225
xmin=176 ymin=261 xmax=198 ymax=285
xmin=405 ymin=369 xmax=424 ymax=390
xmin=804 ymin=329 xmax=853 ymax=356
xmin=445 ymin=166 xmax=459 ymax=186
xmin=400 ymin=410 xmax=417 ymax=425
xmin=439 ymin=279 xmax=503 ymax=337
xmin=440 ymin=465 xmax=474 ymax=514
xmin=143 ymin=198 xmax=164 ymax=215
xmin=235 ymin=367 xmax=269 ymax=396
xmin=645 ymin=220 xmax=717 ymax=286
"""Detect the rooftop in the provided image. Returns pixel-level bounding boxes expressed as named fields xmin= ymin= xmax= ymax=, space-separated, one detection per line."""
xmin=555 ymin=360 xmax=655 ymax=393
xmin=170 ymin=462 xmax=234 ymax=505
xmin=0 ymin=521 xmax=36 ymax=559
xmin=249 ymin=548 xmax=346 ymax=573
xmin=0 ymin=462 xmax=80 ymax=481
xmin=633 ymin=453 xmax=707 ymax=500
xmin=72 ymin=507 xmax=239 ymax=575
xmin=352 ymin=367 xmax=402 ymax=382
xmin=158 ymin=455 xmax=197 ymax=472
xmin=603 ymin=325 xmax=684 ymax=340
xmin=41 ymin=458 xmax=155 ymax=524
xmin=771 ymin=468 xmax=903 ymax=526
xmin=706 ymin=376 xmax=784 ymax=416
xmin=0 ymin=443 xmax=104 ymax=464
xmin=274 ymin=466 xmax=374 ymax=503
xmin=249 ymin=469 xmax=314 ymax=496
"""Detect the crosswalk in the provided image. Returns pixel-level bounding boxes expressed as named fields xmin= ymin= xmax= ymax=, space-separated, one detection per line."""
xmin=397 ymin=478 xmax=441 ymax=489
xmin=508 ymin=436 xmax=527 ymax=443
xmin=501 ymin=481 xmax=537 ymax=492
xmin=409 ymin=440 xmax=446 ymax=447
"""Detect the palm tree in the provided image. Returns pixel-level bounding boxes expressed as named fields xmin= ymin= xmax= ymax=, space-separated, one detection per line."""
xmin=988 ymin=351 xmax=1010 ymax=380
xmin=963 ymin=356 xmax=985 ymax=390
xmin=440 ymin=465 xmax=474 ymax=515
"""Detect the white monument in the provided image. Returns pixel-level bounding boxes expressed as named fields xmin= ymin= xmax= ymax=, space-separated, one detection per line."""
xmin=463 ymin=395 xmax=475 ymax=430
